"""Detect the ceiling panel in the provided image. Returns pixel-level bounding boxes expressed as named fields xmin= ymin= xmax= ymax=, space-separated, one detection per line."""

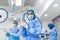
xmin=24 ymin=0 xmax=37 ymax=6
xmin=40 ymin=0 xmax=60 ymax=21
xmin=0 ymin=0 xmax=9 ymax=6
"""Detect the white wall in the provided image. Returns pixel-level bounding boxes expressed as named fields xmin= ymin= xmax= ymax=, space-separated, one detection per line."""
xmin=53 ymin=16 xmax=60 ymax=40
xmin=41 ymin=20 xmax=52 ymax=33
xmin=0 ymin=19 xmax=12 ymax=40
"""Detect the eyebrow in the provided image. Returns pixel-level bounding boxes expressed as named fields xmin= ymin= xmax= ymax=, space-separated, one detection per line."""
xmin=28 ymin=13 xmax=33 ymax=15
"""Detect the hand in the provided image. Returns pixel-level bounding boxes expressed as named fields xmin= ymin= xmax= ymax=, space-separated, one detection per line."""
xmin=6 ymin=32 xmax=10 ymax=37
xmin=20 ymin=19 xmax=28 ymax=28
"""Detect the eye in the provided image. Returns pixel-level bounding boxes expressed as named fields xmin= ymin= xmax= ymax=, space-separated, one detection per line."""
xmin=13 ymin=23 xmax=16 ymax=24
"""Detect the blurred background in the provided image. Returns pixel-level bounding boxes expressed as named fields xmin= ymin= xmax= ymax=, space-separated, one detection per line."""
xmin=0 ymin=0 xmax=60 ymax=40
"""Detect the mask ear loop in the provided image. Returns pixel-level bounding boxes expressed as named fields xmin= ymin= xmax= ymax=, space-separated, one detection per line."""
xmin=35 ymin=15 xmax=42 ymax=28
xmin=23 ymin=13 xmax=29 ymax=23
xmin=23 ymin=12 xmax=42 ymax=36
xmin=23 ymin=13 xmax=42 ymax=23
xmin=23 ymin=12 xmax=42 ymax=29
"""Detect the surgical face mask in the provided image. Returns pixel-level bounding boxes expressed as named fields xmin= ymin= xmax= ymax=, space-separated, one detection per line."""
xmin=28 ymin=15 xmax=34 ymax=21
xmin=13 ymin=24 xmax=17 ymax=27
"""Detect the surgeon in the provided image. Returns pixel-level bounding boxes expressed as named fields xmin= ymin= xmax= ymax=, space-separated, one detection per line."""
xmin=6 ymin=20 xmax=20 ymax=40
xmin=20 ymin=9 xmax=42 ymax=40
xmin=48 ymin=23 xmax=57 ymax=40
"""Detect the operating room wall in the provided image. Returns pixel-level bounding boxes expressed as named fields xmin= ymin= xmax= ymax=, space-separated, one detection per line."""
xmin=41 ymin=20 xmax=51 ymax=33
xmin=0 ymin=19 xmax=12 ymax=40
xmin=53 ymin=16 xmax=60 ymax=40
xmin=0 ymin=18 xmax=51 ymax=40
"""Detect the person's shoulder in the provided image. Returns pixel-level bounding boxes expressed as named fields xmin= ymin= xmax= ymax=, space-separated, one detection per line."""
xmin=34 ymin=19 xmax=40 ymax=22
xmin=9 ymin=27 xmax=14 ymax=30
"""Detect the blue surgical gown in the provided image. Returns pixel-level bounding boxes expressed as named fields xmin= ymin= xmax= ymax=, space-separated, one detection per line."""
xmin=6 ymin=27 xmax=20 ymax=40
xmin=50 ymin=28 xmax=57 ymax=40
xmin=20 ymin=19 xmax=42 ymax=40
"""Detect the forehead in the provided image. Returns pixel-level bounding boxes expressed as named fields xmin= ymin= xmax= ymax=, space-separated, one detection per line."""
xmin=28 ymin=12 xmax=33 ymax=14
xmin=28 ymin=12 xmax=32 ymax=13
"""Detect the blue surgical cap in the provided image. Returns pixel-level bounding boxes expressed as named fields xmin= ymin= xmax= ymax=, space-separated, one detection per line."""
xmin=48 ymin=23 xmax=55 ymax=29
xmin=13 ymin=20 xmax=18 ymax=25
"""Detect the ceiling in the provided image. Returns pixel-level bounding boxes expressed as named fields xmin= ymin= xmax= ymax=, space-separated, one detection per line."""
xmin=0 ymin=0 xmax=60 ymax=21
xmin=24 ymin=0 xmax=37 ymax=6
xmin=40 ymin=0 xmax=60 ymax=21
xmin=0 ymin=0 xmax=9 ymax=6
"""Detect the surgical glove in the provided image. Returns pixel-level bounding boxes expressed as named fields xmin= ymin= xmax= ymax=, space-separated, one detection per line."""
xmin=6 ymin=32 xmax=10 ymax=37
xmin=19 ymin=25 xmax=27 ymax=37
xmin=11 ymin=34 xmax=19 ymax=39
xmin=27 ymin=31 xmax=39 ymax=37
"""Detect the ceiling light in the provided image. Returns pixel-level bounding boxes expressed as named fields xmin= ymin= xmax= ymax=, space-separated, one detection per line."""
xmin=13 ymin=18 xmax=17 ymax=20
xmin=40 ymin=0 xmax=43 ymax=3
xmin=53 ymin=3 xmax=58 ymax=7
xmin=44 ymin=14 xmax=48 ymax=17
xmin=16 ymin=0 xmax=22 ymax=6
